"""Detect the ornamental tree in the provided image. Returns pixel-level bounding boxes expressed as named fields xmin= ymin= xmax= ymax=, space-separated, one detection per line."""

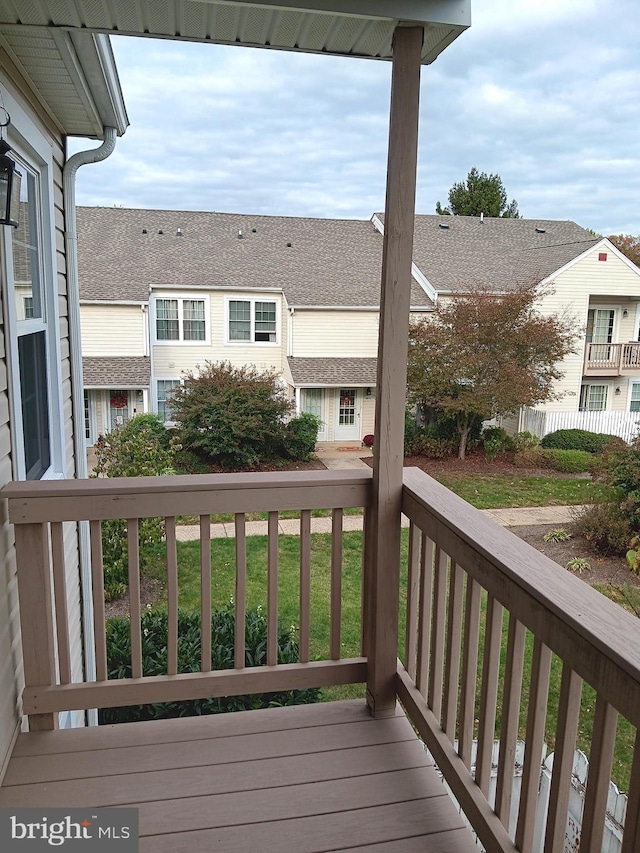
xmin=608 ymin=234 xmax=640 ymax=268
xmin=436 ymin=167 xmax=520 ymax=218
xmin=407 ymin=282 xmax=578 ymax=459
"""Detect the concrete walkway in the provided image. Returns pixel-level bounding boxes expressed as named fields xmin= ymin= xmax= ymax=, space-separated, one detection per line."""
xmin=175 ymin=505 xmax=578 ymax=541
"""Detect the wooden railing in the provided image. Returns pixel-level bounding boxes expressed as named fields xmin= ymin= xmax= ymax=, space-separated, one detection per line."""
xmin=584 ymin=341 xmax=640 ymax=374
xmin=8 ymin=464 xmax=640 ymax=849
xmin=3 ymin=470 xmax=372 ymax=730
xmin=398 ymin=468 xmax=640 ymax=853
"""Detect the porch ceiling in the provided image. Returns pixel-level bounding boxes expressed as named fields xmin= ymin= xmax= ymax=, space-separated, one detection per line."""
xmin=0 ymin=2 xmax=470 ymax=64
xmin=0 ymin=1 xmax=469 ymax=139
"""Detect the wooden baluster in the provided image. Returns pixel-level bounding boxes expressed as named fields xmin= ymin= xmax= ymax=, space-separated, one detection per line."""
xmin=459 ymin=576 xmax=481 ymax=770
xmin=127 ymin=519 xmax=143 ymax=679
xmin=443 ymin=561 xmax=464 ymax=740
xmin=165 ymin=517 xmax=178 ymax=676
xmin=516 ymin=638 xmax=552 ymax=853
xmin=299 ymin=509 xmax=311 ymax=664
xmin=200 ymin=515 xmax=211 ymax=672
xmin=428 ymin=545 xmax=449 ymax=721
xmin=405 ymin=521 xmax=420 ymax=679
xmin=361 ymin=505 xmax=374 ymax=657
xmin=475 ymin=595 xmax=504 ymax=795
xmin=14 ymin=522 xmax=57 ymax=730
xmin=267 ymin=511 xmax=279 ymax=667
xmin=416 ymin=535 xmax=434 ymax=696
xmin=621 ymin=731 xmax=640 ymax=853
xmin=330 ymin=508 xmax=343 ymax=661
xmin=544 ymin=666 xmax=582 ymax=853
xmin=580 ymin=696 xmax=618 ymax=853
xmin=495 ymin=616 xmax=526 ymax=829
xmin=235 ymin=513 xmax=247 ymax=669
xmin=89 ymin=519 xmax=107 ymax=682
xmin=50 ymin=521 xmax=72 ymax=685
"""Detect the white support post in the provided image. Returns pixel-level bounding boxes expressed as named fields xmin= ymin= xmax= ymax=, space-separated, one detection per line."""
xmin=367 ymin=24 xmax=423 ymax=717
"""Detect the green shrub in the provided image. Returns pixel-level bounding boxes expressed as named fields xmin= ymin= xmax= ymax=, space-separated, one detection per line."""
xmin=572 ymin=501 xmax=633 ymax=555
xmin=513 ymin=447 xmax=592 ymax=473
xmin=284 ymin=412 xmax=322 ymax=460
xmin=482 ymin=426 xmax=514 ymax=460
xmin=512 ymin=431 xmax=540 ymax=452
xmin=100 ymin=604 xmax=320 ymax=724
xmin=542 ymin=448 xmax=593 ymax=473
xmin=169 ymin=361 xmax=294 ymax=470
xmin=540 ymin=429 xmax=621 ymax=453
xmin=92 ymin=418 xmax=175 ymax=600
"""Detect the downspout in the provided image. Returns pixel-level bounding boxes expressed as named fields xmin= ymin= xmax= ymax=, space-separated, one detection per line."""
xmin=63 ymin=127 xmax=118 ymax=727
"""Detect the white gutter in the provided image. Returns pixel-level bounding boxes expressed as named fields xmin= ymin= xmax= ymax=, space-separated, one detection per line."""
xmin=63 ymin=127 xmax=118 ymax=727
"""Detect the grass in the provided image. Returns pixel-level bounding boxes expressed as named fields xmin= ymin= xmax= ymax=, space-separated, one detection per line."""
xmin=432 ymin=473 xmax=604 ymax=509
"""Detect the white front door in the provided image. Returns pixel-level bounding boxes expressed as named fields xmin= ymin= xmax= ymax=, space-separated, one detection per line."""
xmin=335 ymin=388 xmax=360 ymax=440
xmin=301 ymin=388 xmax=327 ymax=441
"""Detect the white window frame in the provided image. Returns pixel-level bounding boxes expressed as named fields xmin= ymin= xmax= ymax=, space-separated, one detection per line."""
xmin=629 ymin=381 xmax=640 ymax=413
xmin=151 ymin=293 xmax=210 ymax=345
xmin=225 ymin=296 xmax=280 ymax=345
xmin=1 ymin=103 xmax=66 ymax=482
xmin=156 ymin=378 xmax=182 ymax=424
xmin=586 ymin=307 xmax=617 ymax=344
xmin=579 ymin=383 xmax=608 ymax=412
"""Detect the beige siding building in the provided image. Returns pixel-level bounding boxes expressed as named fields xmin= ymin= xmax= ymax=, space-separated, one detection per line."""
xmin=78 ymin=209 xmax=640 ymax=446
xmin=0 ymin=34 xmax=127 ymax=778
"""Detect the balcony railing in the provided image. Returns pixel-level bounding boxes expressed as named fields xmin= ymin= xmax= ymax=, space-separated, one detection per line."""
xmin=4 ymin=467 xmax=640 ymax=851
xmin=584 ymin=341 xmax=640 ymax=375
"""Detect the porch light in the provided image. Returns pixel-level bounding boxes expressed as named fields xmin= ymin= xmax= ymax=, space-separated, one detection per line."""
xmin=0 ymin=121 xmax=21 ymax=228
xmin=615 ymin=386 xmax=621 ymax=395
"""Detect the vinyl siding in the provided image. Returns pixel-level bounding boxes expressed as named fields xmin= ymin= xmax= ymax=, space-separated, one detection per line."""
xmin=291 ymin=310 xmax=378 ymax=358
xmin=535 ymin=246 xmax=640 ymax=413
xmin=81 ymin=304 xmax=146 ymax=356
xmin=0 ymin=63 xmax=84 ymax=775
xmin=152 ymin=291 xmax=287 ymax=378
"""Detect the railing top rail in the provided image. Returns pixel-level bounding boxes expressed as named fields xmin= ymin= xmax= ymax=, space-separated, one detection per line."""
xmin=3 ymin=469 xmax=373 ymax=524
xmin=402 ymin=467 xmax=640 ymax=724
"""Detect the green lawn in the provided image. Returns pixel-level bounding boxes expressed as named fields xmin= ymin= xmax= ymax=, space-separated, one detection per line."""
xmin=145 ymin=526 xmax=635 ymax=790
xmin=432 ymin=473 xmax=603 ymax=509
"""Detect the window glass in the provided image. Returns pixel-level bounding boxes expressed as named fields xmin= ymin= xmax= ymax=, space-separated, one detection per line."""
xmin=183 ymin=299 xmax=205 ymax=341
xmin=339 ymin=389 xmax=356 ymax=425
xmin=156 ymin=299 xmax=179 ymax=340
xmin=18 ymin=331 xmax=50 ymax=479
xmin=255 ymin=301 xmax=276 ymax=341
xmin=631 ymin=383 xmax=640 ymax=412
xmin=12 ymin=173 xmax=42 ymax=322
xmin=586 ymin=309 xmax=614 ymax=344
xmin=229 ymin=300 xmax=251 ymax=340
xmin=157 ymin=379 xmax=181 ymax=421
xmin=302 ymin=388 xmax=323 ymax=419
xmin=580 ymin=384 xmax=607 ymax=411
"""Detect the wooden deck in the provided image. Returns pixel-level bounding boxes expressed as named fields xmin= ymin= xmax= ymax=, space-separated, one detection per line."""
xmin=0 ymin=700 xmax=475 ymax=852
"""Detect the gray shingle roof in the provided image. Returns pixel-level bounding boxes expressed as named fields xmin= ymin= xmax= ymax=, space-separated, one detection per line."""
xmin=77 ymin=207 xmax=431 ymax=308
xmin=83 ymin=357 xmax=151 ymax=388
xmin=288 ymin=357 xmax=377 ymax=385
xmin=404 ymin=214 xmax=599 ymax=292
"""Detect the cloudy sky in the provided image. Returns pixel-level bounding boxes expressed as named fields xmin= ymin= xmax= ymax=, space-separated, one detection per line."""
xmin=71 ymin=0 xmax=639 ymax=235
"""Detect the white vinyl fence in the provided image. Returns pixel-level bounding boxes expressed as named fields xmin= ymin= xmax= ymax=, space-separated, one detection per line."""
xmin=428 ymin=741 xmax=627 ymax=853
xmin=520 ymin=408 xmax=640 ymax=443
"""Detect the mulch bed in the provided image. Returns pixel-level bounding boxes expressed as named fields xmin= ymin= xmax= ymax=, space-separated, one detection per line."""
xmin=361 ymin=449 xmax=580 ymax=478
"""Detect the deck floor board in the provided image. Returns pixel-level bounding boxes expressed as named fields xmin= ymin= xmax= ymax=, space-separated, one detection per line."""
xmin=0 ymin=700 xmax=476 ymax=852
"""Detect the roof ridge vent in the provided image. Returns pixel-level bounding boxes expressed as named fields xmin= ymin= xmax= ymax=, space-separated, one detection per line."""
xmin=176 ymin=227 xmax=183 ymax=237
xmin=535 ymin=227 xmax=546 ymax=233
xmin=238 ymin=229 xmax=243 ymax=239
xmin=438 ymin=222 xmax=450 ymax=229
